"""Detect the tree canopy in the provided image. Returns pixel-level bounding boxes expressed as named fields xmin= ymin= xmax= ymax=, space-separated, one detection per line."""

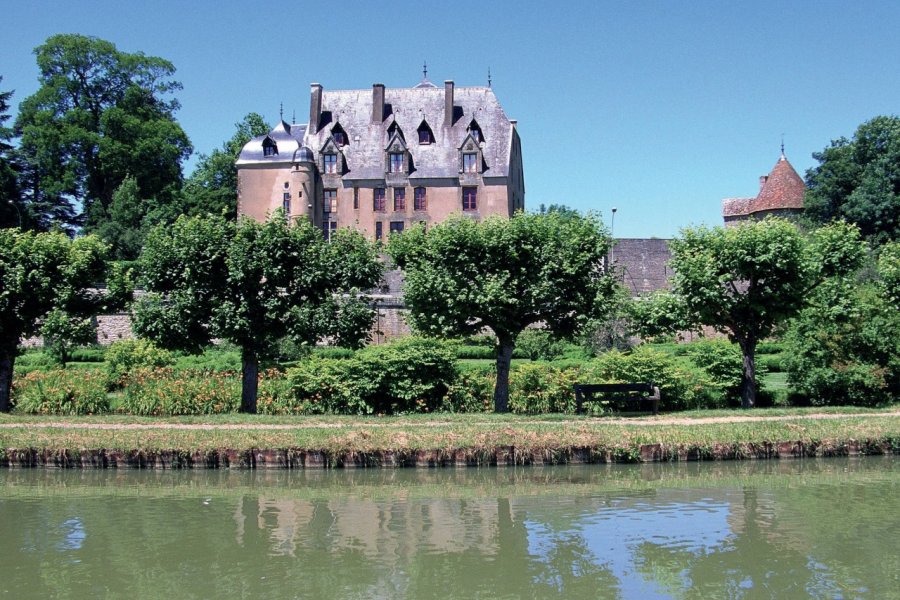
xmin=0 ymin=78 xmax=22 ymax=229
xmin=389 ymin=212 xmax=617 ymax=412
xmin=133 ymin=214 xmax=382 ymax=413
xmin=0 ymin=229 xmax=128 ymax=411
xmin=666 ymin=217 xmax=866 ymax=408
xmin=14 ymin=34 xmax=191 ymax=239
xmin=182 ymin=112 xmax=269 ymax=218
xmin=805 ymin=115 xmax=900 ymax=245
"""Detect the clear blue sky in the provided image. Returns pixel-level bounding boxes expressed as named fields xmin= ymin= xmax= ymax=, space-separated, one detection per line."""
xmin=2 ymin=0 xmax=899 ymax=238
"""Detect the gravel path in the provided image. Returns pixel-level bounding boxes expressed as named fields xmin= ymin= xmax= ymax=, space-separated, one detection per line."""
xmin=0 ymin=411 xmax=897 ymax=430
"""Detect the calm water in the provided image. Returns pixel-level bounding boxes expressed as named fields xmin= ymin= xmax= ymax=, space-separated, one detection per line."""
xmin=0 ymin=458 xmax=898 ymax=599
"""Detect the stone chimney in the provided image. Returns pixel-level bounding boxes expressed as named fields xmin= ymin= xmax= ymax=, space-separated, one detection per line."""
xmin=372 ymin=83 xmax=385 ymax=123
xmin=759 ymin=175 xmax=768 ymax=191
xmin=444 ymin=80 xmax=454 ymax=127
xmin=510 ymin=119 xmax=517 ymax=130
xmin=309 ymin=83 xmax=323 ymax=134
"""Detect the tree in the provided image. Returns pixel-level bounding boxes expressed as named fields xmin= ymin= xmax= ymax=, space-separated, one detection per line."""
xmin=40 ymin=309 xmax=96 ymax=367
xmin=182 ymin=113 xmax=269 ymax=218
xmin=878 ymin=241 xmax=900 ymax=308
xmin=0 ymin=230 xmax=123 ymax=411
xmin=14 ymin=34 xmax=191 ymax=237
xmin=133 ymin=214 xmax=382 ymax=413
xmin=805 ymin=115 xmax=900 ymax=245
xmin=667 ymin=217 xmax=865 ymax=408
xmin=0 ymin=77 xmax=23 ymax=229
xmin=389 ymin=212 xmax=617 ymax=412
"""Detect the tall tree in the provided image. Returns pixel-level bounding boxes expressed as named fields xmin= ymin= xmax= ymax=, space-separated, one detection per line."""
xmin=805 ymin=115 xmax=900 ymax=245
xmin=389 ymin=212 xmax=617 ymax=412
xmin=878 ymin=241 xmax=900 ymax=309
xmin=14 ymin=34 xmax=191 ymax=237
xmin=0 ymin=230 xmax=127 ymax=411
xmin=667 ymin=218 xmax=865 ymax=408
xmin=0 ymin=77 xmax=23 ymax=229
xmin=133 ymin=214 xmax=382 ymax=413
xmin=182 ymin=113 xmax=269 ymax=218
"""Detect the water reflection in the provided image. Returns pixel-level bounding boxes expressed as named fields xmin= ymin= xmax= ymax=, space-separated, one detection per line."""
xmin=0 ymin=458 xmax=897 ymax=599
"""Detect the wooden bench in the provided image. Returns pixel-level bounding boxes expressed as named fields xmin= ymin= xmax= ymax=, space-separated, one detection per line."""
xmin=573 ymin=383 xmax=661 ymax=415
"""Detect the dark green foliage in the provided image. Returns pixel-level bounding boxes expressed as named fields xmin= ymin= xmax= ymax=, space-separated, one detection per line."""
xmin=104 ymin=339 xmax=174 ymax=387
xmin=287 ymin=337 xmax=458 ymax=414
xmin=13 ymin=368 xmax=109 ymax=414
xmin=508 ymin=363 xmax=578 ymax=414
xmin=39 ymin=309 xmax=97 ymax=367
xmin=444 ymin=367 xmax=494 ymax=412
xmin=685 ymin=340 xmax=766 ymax=407
xmin=0 ymin=78 xmax=24 ymax=229
xmin=516 ymin=329 xmax=566 ymax=361
xmin=182 ymin=113 xmax=269 ymax=218
xmin=14 ymin=34 xmax=191 ymax=241
xmin=785 ymin=283 xmax=900 ymax=406
xmin=878 ymin=241 xmax=900 ymax=308
xmin=805 ymin=116 xmax=900 ymax=246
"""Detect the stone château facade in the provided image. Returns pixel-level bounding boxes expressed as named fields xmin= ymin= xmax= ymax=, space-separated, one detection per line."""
xmin=236 ymin=78 xmax=525 ymax=238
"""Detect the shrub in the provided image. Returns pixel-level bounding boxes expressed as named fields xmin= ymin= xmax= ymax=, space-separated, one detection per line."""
xmin=106 ymin=339 xmax=175 ymax=387
xmin=685 ymin=340 xmax=747 ymax=407
xmin=455 ymin=345 xmax=496 ymax=360
xmin=583 ymin=346 xmax=715 ymax=411
xmin=507 ymin=363 xmax=578 ymax=414
xmin=171 ymin=348 xmax=241 ymax=373
xmin=14 ymin=368 xmax=109 ymax=415
xmin=516 ymin=329 xmax=566 ymax=361
xmin=286 ymin=357 xmax=367 ymax=414
xmin=118 ymin=368 xmax=240 ymax=415
xmin=757 ymin=353 xmax=787 ymax=373
xmin=443 ymin=366 xmax=494 ymax=412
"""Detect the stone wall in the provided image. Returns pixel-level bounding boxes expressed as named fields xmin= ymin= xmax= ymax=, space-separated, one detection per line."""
xmin=612 ymin=238 xmax=673 ymax=296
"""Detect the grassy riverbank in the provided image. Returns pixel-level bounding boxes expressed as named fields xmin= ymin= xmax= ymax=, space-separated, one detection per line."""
xmin=1 ymin=409 xmax=898 ymax=468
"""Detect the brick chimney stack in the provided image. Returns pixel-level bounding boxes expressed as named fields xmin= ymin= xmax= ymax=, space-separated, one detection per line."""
xmin=444 ymin=80 xmax=454 ymax=127
xmin=759 ymin=175 xmax=769 ymax=191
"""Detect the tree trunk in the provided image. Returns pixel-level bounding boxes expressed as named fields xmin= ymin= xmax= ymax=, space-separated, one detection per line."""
xmin=0 ymin=342 xmax=17 ymax=413
xmin=738 ymin=336 xmax=757 ymax=409
xmin=240 ymin=349 xmax=259 ymax=414
xmin=494 ymin=336 xmax=515 ymax=413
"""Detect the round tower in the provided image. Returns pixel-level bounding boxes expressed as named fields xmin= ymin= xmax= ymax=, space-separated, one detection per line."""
xmin=291 ymin=145 xmax=319 ymax=226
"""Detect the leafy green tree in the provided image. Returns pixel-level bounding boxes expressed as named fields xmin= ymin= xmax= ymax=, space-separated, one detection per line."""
xmin=14 ymin=34 xmax=191 ymax=236
xmin=182 ymin=113 xmax=269 ymax=218
xmin=805 ymin=115 xmax=900 ymax=245
xmin=133 ymin=214 xmax=382 ymax=413
xmin=0 ymin=77 xmax=24 ymax=229
xmin=878 ymin=241 xmax=900 ymax=308
xmin=39 ymin=309 xmax=96 ymax=367
xmin=667 ymin=218 xmax=865 ymax=408
xmin=389 ymin=212 xmax=616 ymax=412
xmin=0 ymin=230 xmax=123 ymax=411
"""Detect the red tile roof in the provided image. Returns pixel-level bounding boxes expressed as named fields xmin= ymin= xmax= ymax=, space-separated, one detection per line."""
xmin=722 ymin=155 xmax=806 ymax=218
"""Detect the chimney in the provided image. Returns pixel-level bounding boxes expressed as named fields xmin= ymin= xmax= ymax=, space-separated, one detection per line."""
xmin=372 ymin=83 xmax=385 ymax=123
xmin=444 ymin=80 xmax=454 ymax=127
xmin=510 ymin=119 xmax=517 ymax=130
xmin=309 ymin=83 xmax=323 ymax=134
xmin=759 ymin=175 xmax=768 ymax=192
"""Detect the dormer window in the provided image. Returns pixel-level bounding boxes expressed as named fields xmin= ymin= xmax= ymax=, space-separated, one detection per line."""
xmin=463 ymin=153 xmax=478 ymax=173
xmin=467 ymin=119 xmax=484 ymax=143
xmin=417 ymin=120 xmax=434 ymax=144
xmin=262 ymin=137 xmax=278 ymax=157
xmin=389 ymin=152 xmax=405 ymax=173
xmin=323 ymin=153 xmax=338 ymax=174
xmin=387 ymin=121 xmax=404 ymax=142
xmin=331 ymin=123 xmax=348 ymax=147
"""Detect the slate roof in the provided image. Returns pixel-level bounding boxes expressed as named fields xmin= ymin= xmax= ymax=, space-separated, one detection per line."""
xmin=722 ymin=154 xmax=806 ymax=218
xmin=237 ymin=121 xmax=305 ymax=164
xmin=237 ymin=83 xmax=516 ymax=182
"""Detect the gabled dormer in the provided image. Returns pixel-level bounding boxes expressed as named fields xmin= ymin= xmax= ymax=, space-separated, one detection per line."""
xmin=330 ymin=122 xmax=349 ymax=147
xmin=458 ymin=132 xmax=484 ymax=175
xmin=466 ymin=118 xmax=485 ymax=144
xmin=319 ymin=136 xmax=344 ymax=176
xmin=262 ymin=136 xmax=278 ymax=157
xmin=387 ymin=121 xmax=405 ymax=143
xmin=385 ymin=130 xmax=409 ymax=174
xmin=417 ymin=119 xmax=435 ymax=145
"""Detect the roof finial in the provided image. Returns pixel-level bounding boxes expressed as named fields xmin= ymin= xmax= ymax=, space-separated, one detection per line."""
xmin=292 ymin=109 xmax=296 ymax=124
xmin=279 ymin=102 xmax=283 ymax=121
xmin=488 ymin=67 xmax=492 ymax=88
xmin=781 ymin=133 xmax=785 ymax=157
xmin=423 ymin=60 xmax=427 ymax=80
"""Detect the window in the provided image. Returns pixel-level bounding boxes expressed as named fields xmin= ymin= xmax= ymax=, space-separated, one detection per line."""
xmin=375 ymin=221 xmax=383 ymax=241
xmin=374 ymin=188 xmax=386 ymax=212
xmin=389 ymin=152 xmax=404 ymax=173
xmin=323 ymin=189 xmax=337 ymax=213
xmin=323 ymin=153 xmax=338 ymax=174
xmin=283 ymin=182 xmax=290 ymax=189
xmin=463 ymin=187 xmax=477 ymax=211
xmin=468 ymin=120 xmax=484 ymax=143
xmin=331 ymin=123 xmax=348 ymax=146
xmin=322 ymin=220 xmax=337 ymax=241
xmin=417 ymin=120 xmax=434 ymax=144
xmin=393 ymin=188 xmax=406 ymax=211
xmin=463 ymin=153 xmax=478 ymax=173
xmin=282 ymin=192 xmax=291 ymax=216
xmin=262 ymin=138 xmax=277 ymax=157
xmin=390 ymin=221 xmax=404 ymax=236
xmin=353 ymin=187 xmax=359 ymax=210
xmin=414 ymin=187 xmax=427 ymax=211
